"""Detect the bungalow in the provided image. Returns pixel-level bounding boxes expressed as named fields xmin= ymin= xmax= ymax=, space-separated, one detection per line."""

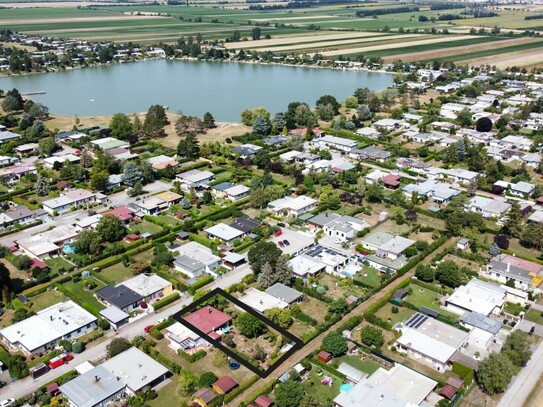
xmin=265 ymin=283 xmax=303 ymax=305
xmin=403 ymin=113 xmax=424 ymax=123
xmin=402 ymin=180 xmax=460 ymax=205
xmin=484 ymin=253 xmax=543 ymax=290
xmin=381 ymin=174 xmax=401 ymax=189
xmin=373 ymin=118 xmax=405 ymax=131
xmin=349 ymin=146 xmax=391 ymax=162
xmin=230 ymin=216 xmax=261 ymax=234
xmin=173 ymin=241 xmax=222 ymax=278
xmin=496 ymin=135 xmax=532 ymax=151
xmin=396 ymin=157 xmax=431 ymax=173
xmin=288 ymin=254 xmax=326 ymax=279
xmin=493 ymin=180 xmax=534 ymax=198
xmin=0 ymin=165 xmax=37 ymax=184
xmin=430 ymin=168 xmax=480 ymax=185
xmin=232 ymin=143 xmax=262 ymax=158
xmin=95 ymin=285 xmax=143 ymax=312
xmin=268 ymin=195 xmax=317 ymax=217
xmin=263 ymin=136 xmax=289 ymax=146
xmin=55 ymin=130 xmax=85 ymax=143
xmin=176 ymin=169 xmax=215 ymax=191
xmin=42 ymin=189 xmax=97 ymax=215
xmin=356 ymin=127 xmax=380 ymax=139
xmin=365 ymin=169 xmax=388 ymax=185
xmin=99 ymin=306 xmax=130 ymax=330
xmin=73 ymin=214 xmax=102 ymax=231
xmin=211 ymin=182 xmax=250 ymax=201
xmin=240 ymin=287 xmax=288 ymax=313
xmin=129 ymin=196 xmax=167 ymax=216
xmin=14 ymin=143 xmax=39 ymax=157
xmin=103 ymin=205 xmax=135 ymax=224
xmin=146 ymin=155 xmax=179 ymax=171
xmin=467 ymin=196 xmax=511 ymax=219
xmin=313 ymin=135 xmax=357 ymax=152
xmin=0 ymin=130 xmax=21 ymax=144
xmin=154 ymin=191 xmax=183 ymax=207
xmin=445 ymin=279 xmax=506 ymax=317
xmin=121 ymin=273 xmax=173 ymax=302
xmin=178 ymin=306 xmax=232 ymax=351
xmin=0 ymin=205 xmax=48 ymax=229
xmin=91 ymin=137 xmax=129 ymax=151
xmin=107 ymin=147 xmax=138 ymax=162
xmin=322 ymin=215 xmax=369 ymax=240
xmin=43 ymin=154 xmax=80 ymax=168
xmin=0 ymin=156 xmax=19 ymax=166
xmin=205 ymin=223 xmax=245 ymax=245
xmin=431 ymin=121 xmax=456 ymax=133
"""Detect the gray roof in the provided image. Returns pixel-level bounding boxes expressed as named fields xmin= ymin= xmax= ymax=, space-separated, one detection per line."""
xmin=95 ymin=285 xmax=143 ymax=309
xmin=265 ymin=283 xmax=303 ymax=304
xmin=229 ymin=217 xmax=261 ymax=233
xmin=212 ymin=182 xmax=236 ymax=192
xmin=99 ymin=306 xmax=129 ymax=324
xmin=174 ymin=255 xmax=205 ymax=272
xmin=304 ymin=212 xmax=341 ymax=227
xmin=460 ymin=311 xmax=503 ymax=335
xmin=60 ymin=365 xmax=125 ymax=407
xmin=353 ymin=146 xmax=392 ymax=159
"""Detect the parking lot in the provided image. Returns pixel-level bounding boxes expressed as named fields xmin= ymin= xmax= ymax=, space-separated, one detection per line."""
xmin=271 ymin=227 xmax=314 ymax=256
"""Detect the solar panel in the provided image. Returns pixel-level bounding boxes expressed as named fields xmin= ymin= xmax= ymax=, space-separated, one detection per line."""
xmin=414 ymin=315 xmax=428 ymax=329
xmin=406 ymin=313 xmax=428 ymax=329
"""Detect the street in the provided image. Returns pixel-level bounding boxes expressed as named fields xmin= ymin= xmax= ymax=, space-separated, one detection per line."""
xmin=0 ymin=263 xmax=251 ymax=401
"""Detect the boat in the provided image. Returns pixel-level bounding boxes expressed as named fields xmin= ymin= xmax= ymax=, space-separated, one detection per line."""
xmin=89 ymin=99 xmax=95 ymax=102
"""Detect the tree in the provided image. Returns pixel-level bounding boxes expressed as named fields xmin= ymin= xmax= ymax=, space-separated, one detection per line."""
xmin=476 ymin=116 xmax=493 ymax=132
xmin=354 ymin=87 xmax=371 ymax=104
xmin=80 ymin=150 xmax=93 ymax=168
xmin=248 ymin=241 xmax=282 ymax=275
xmin=106 ymin=337 xmax=132 ymax=358
xmin=74 ymin=230 xmax=101 ymax=254
xmin=13 ymin=308 xmax=34 ymax=323
xmin=521 ymin=223 xmax=543 ymax=250
xmin=322 ymin=331 xmax=347 ymax=356
xmin=179 ymin=370 xmax=199 ymax=396
xmin=502 ymin=330 xmax=532 ymax=367
xmin=34 ymin=174 xmax=50 ymax=196
xmin=365 ymin=183 xmax=383 ymax=203
xmin=272 ymin=112 xmax=286 ymax=131
xmin=143 ymin=104 xmax=167 ymax=139
xmin=251 ymin=26 xmax=261 ymax=40
xmin=319 ymin=184 xmax=340 ymax=210
xmin=360 ymin=325 xmax=384 ymax=348
xmin=415 ymin=264 xmax=434 ymax=282
xmin=456 ymin=108 xmax=472 ymax=127
xmin=177 ymin=133 xmax=200 ymax=159
xmin=235 ymin=312 xmax=264 ymax=338
xmin=275 ymin=380 xmax=305 ymax=407
xmin=257 ymin=262 xmax=275 ymax=288
xmin=264 ymin=307 xmax=292 ymax=329
xmin=203 ymin=112 xmax=215 ymax=128
xmin=253 ymin=114 xmax=271 ymax=135
xmin=316 ymin=103 xmax=335 ymax=121
xmin=199 ymin=372 xmax=218 ymax=388
xmin=109 ymin=113 xmax=133 ymax=140
xmin=274 ymin=255 xmax=294 ymax=286
xmin=477 ymin=353 xmax=516 ymax=395
xmin=502 ymin=202 xmax=523 ymax=238
xmin=0 ymin=263 xmax=12 ymax=303
xmin=96 ymin=214 xmax=126 ymax=242
xmin=39 ymin=136 xmax=57 ymax=157
xmin=253 ymin=149 xmax=270 ymax=169
xmin=300 ymin=394 xmax=324 ymax=407
xmin=357 ymin=104 xmax=372 ymax=120
xmin=122 ymin=161 xmax=142 ymax=187
xmin=90 ymin=170 xmax=109 ymax=192
xmin=2 ymin=88 xmax=24 ymax=112
xmin=435 ymin=260 xmax=463 ymax=288
xmin=133 ymin=114 xmax=144 ymax=142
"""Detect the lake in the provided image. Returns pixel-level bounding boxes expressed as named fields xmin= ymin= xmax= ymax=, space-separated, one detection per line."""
xmin=0 ymin=59 xmax=393 ymax=122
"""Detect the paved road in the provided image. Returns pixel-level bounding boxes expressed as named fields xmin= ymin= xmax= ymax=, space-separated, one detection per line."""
xmin=0 ymin=264 xmax=251 ymax=400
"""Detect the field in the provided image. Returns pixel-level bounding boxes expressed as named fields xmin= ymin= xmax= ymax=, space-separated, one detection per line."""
xmin=1 ymin=3 xmax=542 ymax=67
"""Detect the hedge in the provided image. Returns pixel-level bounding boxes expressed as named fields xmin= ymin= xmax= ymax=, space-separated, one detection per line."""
xmin=149 ymin=328 xmax=164 ymax=340
xmin=147 ymin=346 xmax=182 ymax=374
xmin=178 ymin=349 xmax=206 ymax=363
xmin=309 ymin=357 xmax=347 ymax=380
xmin=411 ymin=280 xmax=453 ymax=295
xmin=188 ymin=275 xmax=214 ymax=295
xmin=152 ymin=293 xmax=180 ymax=311
xmin=39 ymin=370 xmax=77 ymax=391
xmin=0 ymin=186 xmax=32 ymax=202
xmin=188 ymin=233 xmax=213 ymax=248
xmin=233 ymin=240 xmax=256 ymax=253
xmin=452 ymin=362 xmax=475 ymax=386
xmin=23 ymin=282 xmax=50 ymax=297
xmin=0 ymin=219 xmax=42 ymax=238
xmin=335 ymin=315 xmax=364 ymax=334
xmin=155 ymin=270 xmax=188 ymax=292
xmin=244 ymin=378 xmax=277 ymax=405
xmin=224 ymin=375 xmax=260 ymax=403
xmin=154 ymin=317 xmax=175 ymax=332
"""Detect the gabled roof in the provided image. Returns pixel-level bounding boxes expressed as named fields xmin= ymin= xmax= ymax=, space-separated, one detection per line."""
xmin=213 ymin=376 xmax=238 ymax=394
xmin=183 ymin=306 xmax=232 ymax=334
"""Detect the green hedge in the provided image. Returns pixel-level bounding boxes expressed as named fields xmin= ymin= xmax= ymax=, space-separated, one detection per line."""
xmin=155 ymin=270 xmax=188 ymax=292
xmin=224 ymin=375 xmax=260 ymax=403
xmin=188 ymin=233 xmax=213 ymax=248
xmin=244 ymin=378 xmax=277 ymax=405
xmin=452 ymin=361 xmax=475 ymax=386
xmin=335 ymin=315 xmax=364 ymax=334
xmin=188 ymin=275 xmax=214 ymax=295
xmin=23 ymin=282 xmax=50 ymax=297
xmin=147 ymin=346 xmax=182 ymax=374
xmin=0 ymin=186 xmax=32 ymax=202
xmin=153 ymin=293 xmax=180 ymax=311
xmin=310 ymin=357 xmax=347 ymax=380
xmin=233 ymin=240 xmax=256 ymax=253
xmin=178 ymin=349 xmax=206 ymax=363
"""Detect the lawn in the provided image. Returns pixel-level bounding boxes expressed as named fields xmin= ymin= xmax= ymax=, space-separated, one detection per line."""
xmin=100 ymin=263 xmax=135 ymax=284
xmin=355 ymin=266 xmax=382 ymax=288
xmin=45 ymin=257 xmax=75 ymax=274
xmin=149 ymin=375 xmax=188 ymax=407
xmin=155 ymin=213 xmax=180 ymax=227
xmin=303 ymin=368 xmax=342 ymax=405
xmin=525 ymin=309 xmax=543 ymax=326
xmin=28 ymin=290 xmax=66 ymax=312
xmin=504 ymin=301 xmax=525 ymax=317
xmin=61 ymin=278 xmax=107 ymax=314
xmin=375 ymin=303 xmax=415 ymax=326
xmin=405 ymin=285 xmax=458 ymax=319
xmin=129 ymin=220 xmax=163 ymax=235
xmin=335 ymin=355 xmax=380 ymax=376
xmin=299 ymin=297 xmax=330 ymax=324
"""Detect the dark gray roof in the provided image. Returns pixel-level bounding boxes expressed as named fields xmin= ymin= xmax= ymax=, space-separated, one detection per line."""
xmin=212 ymin=182 xmax=236 ymax=192
xmin=229 ymin=216 xmax=261 ymax=233
xmin=95 ymin=285 xmax=142 ymax=309
xmin=460 ymin=311 xmax=503 ymax=335
xmin=265 ymin=283 xmax=303 ymax=304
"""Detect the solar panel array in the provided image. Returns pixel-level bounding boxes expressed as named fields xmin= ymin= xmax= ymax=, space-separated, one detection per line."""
xmin=406 ymin=313 xmax=428 ymax=329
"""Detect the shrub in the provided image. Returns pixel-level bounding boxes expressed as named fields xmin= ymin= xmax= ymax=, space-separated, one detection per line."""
xmin=152 ymin=293 xmax=180 ymax=311
xmin=72 ymin=342 xmax=85 ymax=354
xmin=178 ymin=349 xmax=206 ymax=363
xmin=98 ymin=318 xmax=111 ymax=331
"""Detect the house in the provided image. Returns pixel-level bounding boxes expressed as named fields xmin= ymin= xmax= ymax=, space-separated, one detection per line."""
xmin=16 ymin=225 xmax=79 ymax=259
xmin=350 ymin=146 xmax=391 ymax=162
xmin=381 ymin=174 xmax=401 ymax=189
xmin=211 ymin=182 xmax=250 ymax=201
xmin=396 ymin=313 xmax=470 ymax=371
xmin=107 ymin=147 xmax=138 ymax=162
xmin=146 ymin=155 xmax=179 ymax=171
xmin=0 ymin=164 xmax=37 ymax=183
xmin=95 ymin=285 xmax=143 ymax=312
xmin=267 ymin=195 xmax=317 ymax=217
xmin=60 ymin=347 xmax=169 ymax=407
xmin=193 ymin=388 xmax=217 ymax=407
xmin=222 ymin=251 xmax=245 ymax=269
xmin=322 ymin=215 xmax=369 ymax=240
xmin=457 ymin=238 xmax=470 ymax=250
xmin=334 ymin=364 xmax=437 ymax=407
xmin=42 ymin=189 xmax=97 ymax=215
xmin=0 ymin=205 xmax=48 ymax=229
xmin=356 ymin=127 xmax=380 ymax=138
xmin=91 ymin=137 xmax=129 ymax=151
xmin=173 ymin=241 xmax=222 ymax=278
xmin=301 ymin=244 xmax=354 ymax=275
xmin=396 ymin=157 xmax=431 ymax=173
xmin=493 ymin=181 xmax=535 ymax=198
xmin=403 ymin=113 xmax=424 ymax=123
xmin=467 ymin=196 xmax=511 ymax=219
xmin=121 ymin=273 xmax=173 ymax=302
xmin=99 ymin=306 xmax=130 ymax=330
xmin=365 ymin=169 xmax=388 ymax=185
xmin=498 ymin=135 xmax=532 ymax=151
xmin=402 ymin=180 xmax=460 ymax=205
xmin=0 ymin=130 xmax=21 ymax=144
xmin=55 ymin=130 xmax=85 ymax=143
xmin=232 ymin=143 xmax=262 ymax=158
xmin=373 ymin=118 xmax=405 ymax=131
xmin=431 ymin=121 xmax=456 ymax=133
xmin=130 ymin=196 xmax=167 ymax=216
xmin=154 ymin=191 xmax=183 ymax=207
xmin=73 ymin=214 xmax=102 ymax=231
xmin=361 ymin=231 xmax=415 ymax=261
xmin=313 ymin=135 xmax=357 ymax=152
xmin=212 ymin=376 xmax=238 ymax=395
xmin=169 ymin=306 xmax=231 ymax=353
xmin=205 ymin=223 xmax=245 ymax=245
xmin=288 ymin=254 xmax=326 ymax=279
xmin=240 ymin=287 xmax=288 ymax=313
xmin=104 ymin=205 xmax=135 ymax=224
xmin=15 ymin=143 xmax=39 ymax=156
xmin=43 ymin=154 xmax=80 ymax=168
xmin=265 ymin=283 xmax=303 ymax=305
xmin=230 ymin=216 xmax=261 ymax=234
xmin=445 ymin=279 xmax=506 ymax=316
xmin=176 ymin=169 xmax=215 ymax=191
xmin=0 ymin=300 xmax=97 ymax=355
xmin=484 ymin=253 xmax=543 ymax=290
xmin=430 ymin=168 xmax=480 ymax=185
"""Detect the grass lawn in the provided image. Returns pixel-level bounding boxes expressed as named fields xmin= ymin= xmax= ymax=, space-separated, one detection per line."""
xmin=525 ymin=309 xmax=543 ymax=326
xmin=335 ymin=355 xmax=380 ymax=376
xmin=149 ymin=376 xmax=188 ymax=407
xmin=129 ymin=220 xmax=163 ymax=235
xmin=504 ymin=301 xmax=525 ymax=317
xmin=405 ymin=285 xmax=458 ymax=319
xmin=61 ymin=279 xmax=107 ymax=314
xmin=45 ymin=257 xmax=75 ymax=274
xmin=355 ymin=266 xmax=382 ymax=288
xmin=155 ymin=213 xmax=180 ymax=227
xmin=299 ymin=297 xmax=330 ymax=323
xmin=375 ymin=303 xmax=415 ymax=326
xmin=100 ymin=263 xmax=135 ymax=284
xmin=303 ymin=368 xmax=342 ymax=405
xmin=28 ymin=290 xmax=66 ymax=312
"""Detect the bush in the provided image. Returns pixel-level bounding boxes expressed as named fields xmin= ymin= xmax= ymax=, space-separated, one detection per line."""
xmin=72 ymin=342 xmax=85 ymax=354
xmin=153 ymin=293 xmax=180 ymax=311
xmin=149 ymin=328 xmax=164 ymax=340
xmin=178 ymin=349 xmax=206 ymax=363
xmin=98 ymin=318 xmax=111 ymax=331
xmin=199 ymin=371 xmax=218 ymax=387
xmin=187 ymin=275 xmax=214 ymax=295
xmin=391 ymin=306 xmax=399 ymax=314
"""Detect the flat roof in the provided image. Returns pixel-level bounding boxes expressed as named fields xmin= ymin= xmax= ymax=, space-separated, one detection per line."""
xmin=265 ymin=283 xmax=303 ymax=304
xmin=447 ymin=279 xmax=506 ymax=316
xmin=99 ymin=306 xmax=129 ymax=324
xmin=239 ymin=287 xmax=288 ymax=313
xmin=121 ymin=274 xmax=171 ymax=298
xmin=337 ymin=363 xmax=366 ymax=383
xmin=460 ymin=311 xmax=503 ymax=335
xmin=205 ymin=223 xmax=245 ymax=241
xmin=175 ymin=241 xmax=221 ymax=266
xmin=288 ymin=254 xmax=326 ymax=276
xmin=177 ymin=169 xmax=215 ymax=183
xmin=60 ymin=365 xmax=124 ymax=407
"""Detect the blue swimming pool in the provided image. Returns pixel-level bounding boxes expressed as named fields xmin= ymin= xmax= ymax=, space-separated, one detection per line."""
xmin=340 ymin=384 xmax=353 ymax=392
xmin=63 ymin=245 xmax=75 ymax=254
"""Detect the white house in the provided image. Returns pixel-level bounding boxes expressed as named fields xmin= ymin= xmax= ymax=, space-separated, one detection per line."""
xmin=313 ymin=135 xmax=357 ymax=152
xmin=176 ymin=169 xmax=215 ymax=191
xmin=445 ymin=279 xmax=506 ymax=317
xmin=267 ymin=195 xmax=317 ymax=217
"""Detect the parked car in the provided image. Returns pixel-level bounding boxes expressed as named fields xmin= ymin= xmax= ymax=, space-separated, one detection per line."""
xmin=144 ymin=324 xmax=155 ymax=333
xmin=0 ymin=381 xmax=6 ymax=389
xmin=277 ymin=222 xmax=286 ymax=227
xmin=283 ymin=240 xmax=290 ymax=246
xmin=0 ymin=399 xmax=14 ymax=407
xmin=278 ymin=241 xmax=285 ymax=248
xmin=274 ymin=230 xmax=283 ymax=237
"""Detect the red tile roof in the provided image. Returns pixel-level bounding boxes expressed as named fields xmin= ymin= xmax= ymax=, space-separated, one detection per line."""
xmin=30 ymin=258 xmax=48 ymax=270
xmin=184 ymin=306 xmax=232 ymax=334
xmin=104 ymin=206 xmax=135 ymax=222
xmin=212 ymin=376 xmax=238 ymax=394
xmin=255 ymin=395 xmax=274 ymax=407
xmin=194 ymin=388 xmax=217 ymax=404
xmin=381 ymin=174 xmax=401 ymax=186
xmin=439 ymin=384 xmax=457 ymax=400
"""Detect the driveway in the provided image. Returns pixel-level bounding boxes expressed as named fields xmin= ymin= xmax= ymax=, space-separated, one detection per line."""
xmin=270 ymin=228 xmax=314 ymax=256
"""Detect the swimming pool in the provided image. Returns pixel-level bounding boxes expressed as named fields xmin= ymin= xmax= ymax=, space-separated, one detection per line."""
xmin=63 ymin=245 xmax=75 ymax=254
xmin=340 ymin=384 xmax=353 ymax=392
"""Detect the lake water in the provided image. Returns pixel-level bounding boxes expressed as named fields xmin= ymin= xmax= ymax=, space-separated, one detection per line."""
xmin=0 ymin=59 xmax=393 ymax=122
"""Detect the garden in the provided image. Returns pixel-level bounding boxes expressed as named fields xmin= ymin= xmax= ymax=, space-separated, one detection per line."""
xmin=56 ymin=277 xmax=107 ymax=315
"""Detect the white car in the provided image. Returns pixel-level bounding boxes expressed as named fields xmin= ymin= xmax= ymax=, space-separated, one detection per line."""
xmin=0 ymin=399 xmax=15 ymax=407
xmin=157 ymin=318 xmax=167 ymax=324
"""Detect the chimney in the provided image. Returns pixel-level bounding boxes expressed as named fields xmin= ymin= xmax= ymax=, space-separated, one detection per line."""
xmin=208 ymin=308 xmax=211 ymax=314
xmin=95 ymin=376 xmax=101 ymax=382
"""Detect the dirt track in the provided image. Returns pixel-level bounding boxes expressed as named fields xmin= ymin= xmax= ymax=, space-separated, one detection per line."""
xmin=465 ymin=49 xmax=543 ymax=69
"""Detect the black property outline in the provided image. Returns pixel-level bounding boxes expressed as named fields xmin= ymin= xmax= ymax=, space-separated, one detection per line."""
xmin=172 ymin=287 xmax=303 ymax=378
